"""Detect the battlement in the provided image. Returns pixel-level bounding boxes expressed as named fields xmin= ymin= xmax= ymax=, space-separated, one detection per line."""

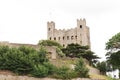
xmin=47 ymin=18 xmax=91 ymax=47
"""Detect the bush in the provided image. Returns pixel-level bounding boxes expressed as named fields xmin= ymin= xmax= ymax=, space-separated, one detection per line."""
xmin=52 ymin=66 xmax=77 ymax=80
xmin=0 ymin=47 xmax=33 ymax=74
xmin=38 ymin=40 xmax=63 ymax=49
xmin=43 ymin=62 xmax=57 ymax=74
xmin=56 ymin=47 xmax=65 ymax=57
xmin=0 ymin=45 xmax=49 ymax=75
xmin=32 ymin=64 xmax=48 ymax=77
xmin=75 ymin=57 xmax=89 ymax=78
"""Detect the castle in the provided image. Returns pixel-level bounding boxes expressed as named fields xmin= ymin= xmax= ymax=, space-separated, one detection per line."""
xmin=0 ymin=18 xmax=91 ymax=59
xmin=47 ymin=18 xmax=91 ymax=47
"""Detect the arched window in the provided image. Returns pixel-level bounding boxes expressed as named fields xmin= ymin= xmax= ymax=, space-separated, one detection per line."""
xmin=48 ymin=28 xmax=50 ymax=31
xmin=80 ymin=41 xmax=82 ymax=44
xmin=49 ymin=37 xmax=51 ymax=40
xmin=75 ymin=35 xmax=77 ymax=39
xmin=63 ymin=36 xmax=65 ymax=40
xmin=67 ymin=36 xmax=69 ymax=40
xmin=54 ymin=37 xmax=56 ymax=40
xmin=71 ymin=36 xmax=73 ymax=40
xmin=80 ymin=25 xmax=82 ymax=28
xmin=58 ymin=37 xmax=60 ymax=40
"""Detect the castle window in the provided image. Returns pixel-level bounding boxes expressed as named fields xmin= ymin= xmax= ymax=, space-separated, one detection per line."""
xmin=63 ymin=44 xmax=65 ymax=47
xmin=49 ymin=37 xmax=51 ymax=40
xmin=80 ymin=41 xmax=82 ymax=44
xmin=75 ymin=35 xmax=77 ymax=39
xmin=80 ymin=25 xmax=82 ymax=28
xmin=63 ymin=36 xmax=65 ymax=40
xmin=58 ymin=37 xmax=60 ymax=40
xmin=71 ymin=36 xmax=73 ymax=40
xmin=48 ymin=28 xmax=50 ymax=31
xmin=54 ymin=37 xmax=56 ymax=40
xmin=67 ymin=36 xmax=69 ymax=40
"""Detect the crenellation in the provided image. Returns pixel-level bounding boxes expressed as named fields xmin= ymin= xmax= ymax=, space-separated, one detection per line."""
xmin=47 ymin=18 xmax=91 ymax=47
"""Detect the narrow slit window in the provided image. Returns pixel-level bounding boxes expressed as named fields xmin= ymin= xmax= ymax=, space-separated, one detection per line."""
xmin=71 ymin=36 xmax=73 ymax=40
xmin=75 ymin=35 xmax=77 ymax=39
xmin=80 ymin=25 xmax=82 ymax=28
xmin=63 ymin=36 xmax=65 ymax=40
xmin=48 ymin=28 xmax=50 ymax=31
xmin=80 ymin=41 xmax=82 ymax=44
xmin=54 ymin=37 xmax=56 ymax=40
xmin=49 ymin=37 xmax=51 ymax=40
xmin=58 ymin=37 xmax=60 ymax=40
xmin=67 ymin=36 xmax=69 ymax=40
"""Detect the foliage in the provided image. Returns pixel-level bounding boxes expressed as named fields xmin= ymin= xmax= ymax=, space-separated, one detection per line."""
xmin=52 ymin=66 xmax=77 ymax=80
xmin=96 ymin=61 xmax=107 ymax=75
xmin=105 ymin=32 xmax=120 ymax=78
xmin=0 ymin=46 xmax=33 ymax=74
xmin=38 ymin=40 xmax=63 ymax=49
xmin=106 ymin=32 xmax=120 ymax=50
xmin=62 ymin=43 xmax=99 ymax=66
xmin=74 ymin=57 xmax=89 ymax=78
xmin=32 ymin=64 xmax=48 ymax=77
xmin=43 ymin=62 xmax=57 ymax=74
xmin=56 ymin=47 xmax=65 ymax=57
xmin=0 ymin=45 xmax=48 ymax=75
xmin=38 ymin=40 xmax=65 ymax=58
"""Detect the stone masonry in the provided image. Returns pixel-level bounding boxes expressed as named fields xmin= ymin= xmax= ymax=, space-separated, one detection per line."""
xmin=47 ymin=18 xmax=91 ymax=47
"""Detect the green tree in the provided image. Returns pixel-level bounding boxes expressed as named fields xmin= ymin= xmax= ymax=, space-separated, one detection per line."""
xmin=0 ymin=47 xmax=33 ymax=74
xmin=74 ymin=57 xmax=89 ymax=77
xmin=38 ymin=40 xmax=65 ymax=57
xmin=62 ymin=43 xmax=99 ymax=66
xmin=38 ymin=40 xmax=63 ymax=49
xmin=0 ymin=45 xmax=49 ymax=75
xmin=106 ymin=32 xmax=120 ymax=78
xmin=96 ymin=61 xmax=107 ymax=75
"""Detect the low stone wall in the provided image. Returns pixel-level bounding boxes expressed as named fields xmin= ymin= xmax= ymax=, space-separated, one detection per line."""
xmin=0 ymin=74 xmax=105 ymax=80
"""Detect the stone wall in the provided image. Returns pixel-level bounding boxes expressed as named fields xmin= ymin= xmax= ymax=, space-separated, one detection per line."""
xmin=47 ymin=19 xmax=91 ymax=47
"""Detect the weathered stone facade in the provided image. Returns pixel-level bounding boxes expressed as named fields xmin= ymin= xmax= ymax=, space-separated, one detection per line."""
xmin=47 ymin=19 xmax=91 ymax=47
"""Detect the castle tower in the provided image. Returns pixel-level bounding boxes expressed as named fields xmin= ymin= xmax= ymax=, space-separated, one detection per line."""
xmin=47 ymin=21 xmax=55 ymax=40
xmin=47 ymin=19 xmax=91 ymax=48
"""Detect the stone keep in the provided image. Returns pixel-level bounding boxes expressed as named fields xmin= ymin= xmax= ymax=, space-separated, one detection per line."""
xmin=47 ymin=19 xmax=91 ymax=47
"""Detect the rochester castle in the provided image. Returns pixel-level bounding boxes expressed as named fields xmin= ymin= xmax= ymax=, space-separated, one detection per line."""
xmin=47 ymin=18 xmax=91 ymax=47
xmin=0 ymin=18 xmax=91 ymax=59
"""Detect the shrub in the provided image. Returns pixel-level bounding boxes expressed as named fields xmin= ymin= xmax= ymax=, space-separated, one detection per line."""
xmin=0 ymin=45 xmax=49 ymax=75
xmin=0 ymin=47 xmax=34 ymax=74
xmin=75 ymin=57 xmax=89 ymax=78
xmin=43 ymin=62 xmax=57 ymax=74
xmin=56 ymin=47 xmax=65 ymax=57
xmin=32 ymin=64 xmax=48 ymax=77
xmin=38 ymin=40 xmax=63 ymax=49
xmin=52 ymin=66 xmax=78 ymax=79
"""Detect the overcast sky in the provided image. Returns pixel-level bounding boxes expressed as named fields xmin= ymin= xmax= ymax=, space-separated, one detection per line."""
xmin=0 ymin=0 xmax=120 ymax=60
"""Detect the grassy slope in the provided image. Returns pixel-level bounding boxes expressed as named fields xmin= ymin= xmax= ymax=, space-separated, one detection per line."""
xmin=50 ymin=58 xmax=120 ymax=80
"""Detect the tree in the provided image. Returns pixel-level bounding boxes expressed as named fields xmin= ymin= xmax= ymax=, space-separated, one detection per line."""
xmin=62 ymin=43 xmax=99 ymax=66
xmin=38 ymin=40 xmax=63 ymax=49
xmin=106 ymin=32 xmax=120 ymax=78
xmin=96 ymin=61 xmax=107 ymax=75
xmin=82 ymin=50 xmax=99 ymax=66
xmin=74 ymin=57 xmax=89 ymax=77
xmin=38 ymin=40 xmax=65 ymax=57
